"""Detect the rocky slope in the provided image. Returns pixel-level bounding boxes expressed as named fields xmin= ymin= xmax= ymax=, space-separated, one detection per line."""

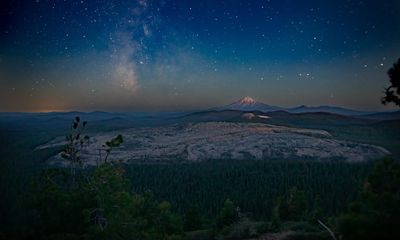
xmin=37 ymin=122 xmax=390 ymax=165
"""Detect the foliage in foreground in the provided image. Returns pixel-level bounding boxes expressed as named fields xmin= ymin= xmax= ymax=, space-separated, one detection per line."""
xmin=337 ymin=158 xmax=400 ymax=240
xmin=29 ymin=152 xmax=400 ymax=240
xmin=33 ymin=163 xmax=183 ymax=240
xmin=31 ymin=117 xmax=183 ymax=240
xmin=2 ymin=116 xmax=400 ymax=240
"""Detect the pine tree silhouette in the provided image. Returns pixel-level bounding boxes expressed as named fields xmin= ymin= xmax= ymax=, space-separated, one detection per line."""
xmin=382 ymin=58 xmax=400 ymax=107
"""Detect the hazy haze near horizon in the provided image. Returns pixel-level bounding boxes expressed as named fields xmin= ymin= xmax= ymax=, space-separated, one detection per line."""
xmin=1 ymin=0 xmax=399 ymax=112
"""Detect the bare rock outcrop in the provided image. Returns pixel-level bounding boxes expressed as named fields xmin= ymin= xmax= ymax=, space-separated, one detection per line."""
xmin=37 ymin=122 xmax=390 ymax=165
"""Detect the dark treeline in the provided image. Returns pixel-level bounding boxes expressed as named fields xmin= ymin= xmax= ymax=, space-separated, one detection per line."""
xmin=3 ymin=156 xmax=398 ymax=240
xmin=125 ymin=160 xmax=374 ymax=220
xmin=0 ymin=115 xmax=399 ymax=239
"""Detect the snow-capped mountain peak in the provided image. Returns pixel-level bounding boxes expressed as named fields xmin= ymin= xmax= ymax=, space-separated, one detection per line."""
xmin=215 ymin=96 xmax=282 ymax=112
xmin=236 ymin=96 xmax=257 ymax=105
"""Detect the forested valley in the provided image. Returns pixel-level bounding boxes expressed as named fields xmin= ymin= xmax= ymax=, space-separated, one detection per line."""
xmin=0 ymin=117 xmax=399 ymax=240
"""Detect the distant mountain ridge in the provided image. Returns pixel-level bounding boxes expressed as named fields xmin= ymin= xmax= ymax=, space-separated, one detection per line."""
xmin=215 ymin=96 xmax=390 ymax=116
xmin=286 ymin=105 xmax=369 ymax=116
xmin=1 ymin=97 xmax=398 ymax=121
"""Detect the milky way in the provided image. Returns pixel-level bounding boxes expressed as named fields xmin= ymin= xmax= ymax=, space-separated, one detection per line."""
xmin=1 ymin=0 xmax=399 ymax=111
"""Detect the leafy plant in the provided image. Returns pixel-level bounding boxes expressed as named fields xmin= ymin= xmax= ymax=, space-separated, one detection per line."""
xmin=102 ymin=134 xmax=123 ymax=163
xmin=61 ymin=116 xmax=90 ymax=185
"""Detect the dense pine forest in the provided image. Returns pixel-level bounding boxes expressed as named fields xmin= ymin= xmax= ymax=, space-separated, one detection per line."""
xmin=126 ymin=160 xmax=373 ymax=220
xmin=1 ymin=117 xmax=399 ymax=240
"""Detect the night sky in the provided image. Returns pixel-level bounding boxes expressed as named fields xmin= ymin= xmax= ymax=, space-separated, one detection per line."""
xmin=1 ymin=0 xmax=399 ymax=112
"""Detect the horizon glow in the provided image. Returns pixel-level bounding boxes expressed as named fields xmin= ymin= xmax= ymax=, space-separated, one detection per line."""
xmin=1 ymin=0 xmax=400 ymax=112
